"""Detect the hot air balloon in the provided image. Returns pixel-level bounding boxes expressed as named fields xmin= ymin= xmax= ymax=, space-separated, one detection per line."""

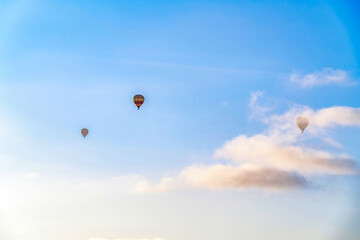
xmin=81 ymin=128 xmax=89 ymax=138
xmin=133 ymin=94 xmax=145 ymax=110
xmin=296 ymin=117 xmax=309 ymax=133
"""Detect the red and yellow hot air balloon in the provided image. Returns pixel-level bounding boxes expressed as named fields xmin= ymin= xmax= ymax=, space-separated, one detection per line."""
xmin=81 ymin=128 xmax=89 ymax=138
xmin=133 ymin=94 xmax=145 ymax=110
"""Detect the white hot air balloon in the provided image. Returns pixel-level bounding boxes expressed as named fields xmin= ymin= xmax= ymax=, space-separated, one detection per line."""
xmin=296 ymin=117 xmax=309 ymax=133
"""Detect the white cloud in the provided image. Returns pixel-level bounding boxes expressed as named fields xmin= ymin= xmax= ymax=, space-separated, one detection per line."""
xmin=136 ymin=164 xmax=308 ymax=193
xmin=137 ymin=104 xmax=360 ymax=193
xmin=290 ymin=68 xmax=353 ymax=88
xmin=310 ymin=107 xmax=360 ymax=127
xmin=214 ymin=135 xmax=357 ymax=175
xmin=263 ymin=105 xmax=360 ymax=143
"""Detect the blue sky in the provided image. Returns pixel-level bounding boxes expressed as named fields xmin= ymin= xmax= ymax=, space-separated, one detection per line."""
xmin=0 ymin=1 xmax=359 ymax=240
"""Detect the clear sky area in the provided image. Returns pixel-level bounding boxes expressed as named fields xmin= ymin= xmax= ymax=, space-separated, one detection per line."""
xmin=0 ymin=1 xmax=359 ymax=240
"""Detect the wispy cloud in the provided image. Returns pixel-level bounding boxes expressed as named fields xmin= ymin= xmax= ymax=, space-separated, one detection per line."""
xmin=290 ymin=68 xmax=354 ymax=88
xmin=322 ymin=137 xmax=342 ymax=148
xmin=116 ymin=59 xmax=281 ymax=77
xmin=249 ymin=91 xmax=271 ymax=118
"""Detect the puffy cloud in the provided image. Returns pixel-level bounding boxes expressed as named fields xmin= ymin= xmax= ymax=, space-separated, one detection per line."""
xmin=247 ymin=94 xmax=360 ymax=143
xmin=310 ymin=107 xmax=360 ymax=127
xmin=214 ymin=135 xmax=357 ymax=175
xmin=290 ymin=68 xmax=353 ymax=88
xmin=264 ymin=106 xmax=360 ymax=143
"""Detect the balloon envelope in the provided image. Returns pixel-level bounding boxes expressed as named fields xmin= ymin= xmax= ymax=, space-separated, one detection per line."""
xmin=81 ymin=128 xmax=89 ymax=138
xmin=133 ymin=94 xmax=145 ymax=109
xmin=296 ymin=117 xmax=309 ymax=133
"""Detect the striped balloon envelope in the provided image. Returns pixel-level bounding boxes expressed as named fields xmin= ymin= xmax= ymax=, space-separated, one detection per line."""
xmin=81 ymin=128 xmax=89 ymax=138
xmin=133 ymin=94 xmax=145 ymax=110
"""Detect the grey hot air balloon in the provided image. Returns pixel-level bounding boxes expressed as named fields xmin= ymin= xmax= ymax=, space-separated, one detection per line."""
xmin=296 ymin=117 xmax=309 ymax=133
xmin=81 ymin=128 xmax=89 ymax=138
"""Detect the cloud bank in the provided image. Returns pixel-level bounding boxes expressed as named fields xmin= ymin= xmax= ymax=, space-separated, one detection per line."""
xmin=137 ymin=100 xmax=360 ymax=193
xmin=136 ymin=165 xmax=308 ymax=193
